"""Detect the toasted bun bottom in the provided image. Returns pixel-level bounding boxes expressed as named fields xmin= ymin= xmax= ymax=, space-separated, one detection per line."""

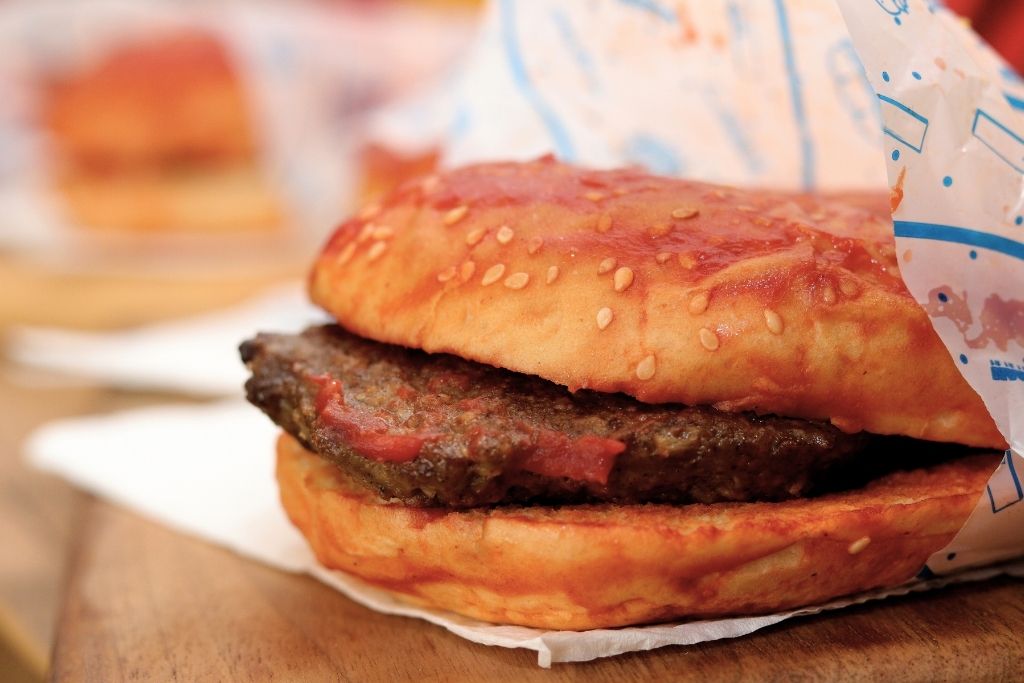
xmin=277 ymin=432 xmax=996 ymax=630
xmin=56 ymin=164 xmax=284 ymax=233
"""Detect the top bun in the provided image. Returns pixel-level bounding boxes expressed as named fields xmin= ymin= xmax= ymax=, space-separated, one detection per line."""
xmin=310 ymin=157 xmax=1002 ymax=448
xmin=45 ymin=31 xmax=256 ymax=169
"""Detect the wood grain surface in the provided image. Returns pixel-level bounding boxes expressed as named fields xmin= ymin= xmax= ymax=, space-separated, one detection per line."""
xmin=0 ymin=362 xmax=90 ymax=679
xmin=0 ymin=357 xmax=205 ymax=681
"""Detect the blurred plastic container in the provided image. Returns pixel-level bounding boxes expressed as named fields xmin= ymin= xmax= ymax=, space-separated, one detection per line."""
xmin=0 ymin=0 xmax=478 ymax=327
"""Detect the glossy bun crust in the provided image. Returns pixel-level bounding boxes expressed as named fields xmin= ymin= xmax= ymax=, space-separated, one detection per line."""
xmin=310 ymin=158 xmax=1001 ymax=448
xmin=278 ymin=433 xmax=996 ymax=630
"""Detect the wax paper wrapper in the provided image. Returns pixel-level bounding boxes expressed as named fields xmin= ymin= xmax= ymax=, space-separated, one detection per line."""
xmin=835 ymin=0 xmax=1024 ymax=576
xmin=0 ymin=0 xmax=473 ymax=261
xmin=371 ymin=0 xmax=890 ymax=190
xmin=15 ymin=0 xmax=1024 ymax=667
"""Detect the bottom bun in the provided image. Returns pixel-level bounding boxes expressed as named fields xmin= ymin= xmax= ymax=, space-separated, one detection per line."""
xmin=57 ymin=164 xmax=285 ymax=233
xmin=277 ymin=432 xmax=996 ymax=630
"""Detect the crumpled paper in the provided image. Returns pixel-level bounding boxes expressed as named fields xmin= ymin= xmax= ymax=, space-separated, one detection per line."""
xmin=371 ymin=0 xmax=889 ymax=191
xmin=24 ymin=400 xmax=1024 ymax=667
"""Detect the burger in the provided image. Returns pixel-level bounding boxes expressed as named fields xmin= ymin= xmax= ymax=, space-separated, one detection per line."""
xmin=44 ymin=30 xmax=284 ymax=234
xmin=240 ymin=156 xmax=1003 ymax=630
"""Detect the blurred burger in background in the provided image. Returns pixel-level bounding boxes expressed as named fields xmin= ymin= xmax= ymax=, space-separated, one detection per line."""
xmin=43 ymin=29 xmax=285 ymax=235
xmin=0 ymin=0 xmax=478 ymax=329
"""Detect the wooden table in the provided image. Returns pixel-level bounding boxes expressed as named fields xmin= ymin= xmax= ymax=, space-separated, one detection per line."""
xmin=2 ymin=261 xmax=1024 ymax=682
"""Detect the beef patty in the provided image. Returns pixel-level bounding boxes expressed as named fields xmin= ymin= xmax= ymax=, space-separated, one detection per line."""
xmin=241 ymin=325 xmax=967 ymax=508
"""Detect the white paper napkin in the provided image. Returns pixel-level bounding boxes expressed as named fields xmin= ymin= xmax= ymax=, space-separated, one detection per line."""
xmin=6 ymin=283 xmax=327 ymax=395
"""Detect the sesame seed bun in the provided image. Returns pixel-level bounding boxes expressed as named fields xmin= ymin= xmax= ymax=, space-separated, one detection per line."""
xmin=277 ymin=432 xmax=997 ymax=630
xmin=309 ymin=157 xmax=1003 ymax=449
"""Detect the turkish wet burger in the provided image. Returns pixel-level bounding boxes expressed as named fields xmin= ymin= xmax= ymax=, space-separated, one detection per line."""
xmin=241 ymin=157 xmax=1004 ymax=630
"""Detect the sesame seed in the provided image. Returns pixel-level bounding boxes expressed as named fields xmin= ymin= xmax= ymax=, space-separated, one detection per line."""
xmin=636 ymin=354 xmax=656 ymax=380
xmin=504 ymin=272 xmax=530 ymax=289
xmin=496 ymin=225 xmax=515 ymax=244
xmin=847 ymin=537 xmax=871 ymax=555
xmin=437 ymin=266 xmax=457 ymax=283
xmin=596 ymin=214 xmax=613 ymax=233
xmin=839 ymin=279 xmax=860 ymax=297
xmin=598 ymin=257 xmax=617 ymax=275
xmin=337 ymin=241 xmax=356 ymax=265
xmin=460 ymin=260 xmax=476 ymax=281
xmin=527 ymin=237 xmax=544 ymax=255
xmin=584 ymin=191 xmax=605 ymax=202
xmin=655 ymin=252 xmax=672 ymax=264
xmin=764 ymin=308 xmax=784 ymax=334
xmin=822 ymin=286 xmax=837 ymax=304
xmin=596 ymin=307 xmax=613 ymax=330
xmin=688 ymin=292 xmax=709 ymax=315
xmin=366 ymin=241 xmax=387 ymax=261
xmin=443 ymin=205 xmax=468 ymax=226
xmin=677 ymin=252 xmax=697 ymax=269
xmin=465 ymin=227 xmax=486 ymax=246
xmin=371 ymin=225 xmax=394 ymax=240
xmin=357 ymin=224 xmax=375 ymax=243
xmin=481 ymin=263 xmax=505 ymax=286
xmin=546 ymin=265 xmax=559 ymax=284
xmin=699 ymin=328 xmax=719 ymax=351
xmin=649 ymin=223 xmax=672 ymax=238
xmin=613 ymin=267 xmax=635 ymax=292
xmin=753 ymin=216 xmax=773 ymax=228
xmin=358 ymin=203 xmax=381 ymax=220
xmin=672 ymin=206 xmax=699 ymax=219
xmin=810 ymin=211 xmax=827 ymax=221
xmin=613 ymin=187 xmax=628 ymax=196
xmin=737 ymin=205 xmax=756 ymax=213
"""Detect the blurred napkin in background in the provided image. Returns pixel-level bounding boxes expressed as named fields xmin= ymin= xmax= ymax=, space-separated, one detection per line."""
xmin=6 ymin=282 xmax=326 ymax=395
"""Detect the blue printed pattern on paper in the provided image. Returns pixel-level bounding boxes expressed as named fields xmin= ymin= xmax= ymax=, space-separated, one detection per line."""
xmin=971 ymin=109 xmax=1024 ymax=174
xmin=827 ymin=40 xmax=882 ymax=143
xmin=624 ymin=134 xmax=684 ymax=176
xmin=874 ymin=0 xmax=910 ymax=25
xmin=878 ymin=95 xmax=929 ymax=152
xmin=987 ymin=452 xmax=1024 ymax=513
xmin=499 ymin=0 xmax=576 ymax=161
xmin=990 ymin=359 xmax=1024 ymax=382
xmin=894 ymin=221 xmax=1024 ymax=260
xmin=773 ymin=0 xmax=815 ymax=189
